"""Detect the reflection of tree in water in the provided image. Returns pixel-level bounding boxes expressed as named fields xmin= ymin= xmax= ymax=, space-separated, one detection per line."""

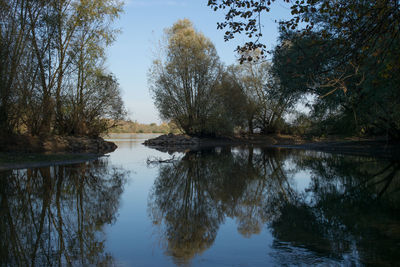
xmin=150 ymin=147 xmax=400 ymax=266
xmin=148 ymin=147 xmax=295 ymax=265
xmin=0 ymin=159 xmax=127 ymax=266
xmin=149 ymin=149 xmax=228 ymax=265
xmin=269 ymin=152 xmax=400 ymax=266
xmin=226 ymin=148 xmax=297 ymax=238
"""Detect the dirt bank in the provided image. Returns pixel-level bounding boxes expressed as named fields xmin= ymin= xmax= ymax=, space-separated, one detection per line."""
xmin=0 ymin=134 xmax=117 ymax=154
xmin=0 ymin=134 xmax=117 ymax=170
xmin=144 ymin=134 xmax=400 ymax=159
xmin=143 ymin=133 xmax=304 ymax=153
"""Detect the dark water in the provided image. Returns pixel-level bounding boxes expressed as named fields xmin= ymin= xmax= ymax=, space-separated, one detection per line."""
xmin=1 ymin=134 xmax=399 ymax=266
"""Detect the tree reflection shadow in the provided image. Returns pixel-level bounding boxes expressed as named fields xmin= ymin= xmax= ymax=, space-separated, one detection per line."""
xmin=149 ymin=149 xmax=229 ymax=265
xmin=149 ymin=147 xmax=400 ymax=266
xmin=270 ymin=153 xmax=400 ymax=266
xmin=0 ymin=159 xmax=128 ymax=266
xmin=149 ymin=147 xmax=296 ymax=265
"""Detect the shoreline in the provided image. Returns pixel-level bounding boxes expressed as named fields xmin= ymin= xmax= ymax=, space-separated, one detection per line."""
xmin=0 ymin=153 xmax=107 ymax=171
xmin=0 ymin=134 xmax=117 ymax=170
xmin=2 ymin=133 xmax=398 ymax=171
xmin=272 ymin=141 xmax=400 ymax=159
xmin=143 ymin=133 xmax=400 ymax=159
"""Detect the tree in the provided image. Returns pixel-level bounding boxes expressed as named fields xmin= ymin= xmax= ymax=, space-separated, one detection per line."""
xmin=54 ymin=0 xmax=124 ymax=136
xmin=0 ymin=0 xmax=125 ymax=137
xmin=0 ymin=0 xmax=30 ymax=135
xmin=208 ymin=0 xmax=399 ymax=62
xmin=211 ymin=68 xmax=251 ymax=135
xmin=60 ymin=71 xmax=126 ymax=137
xmin=271 ymin=9 xmax=400 ymax=138
xmin=225 ymin=64 xmax=261 ymax=133
xmin=209 ymin=0 xmax=400 ymax=139
xmin=228 ymin=57 xmax=298 ymax=134
xmin=150 ymin=19 xmax=228 ymax=136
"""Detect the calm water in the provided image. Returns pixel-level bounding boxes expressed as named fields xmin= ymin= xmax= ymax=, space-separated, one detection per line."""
xmin=1 ymin=134 xmax=399 ymax=266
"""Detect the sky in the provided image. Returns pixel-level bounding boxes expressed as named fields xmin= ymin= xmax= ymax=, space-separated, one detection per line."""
xmin=107 ymin=0 xmax=292 ymax=124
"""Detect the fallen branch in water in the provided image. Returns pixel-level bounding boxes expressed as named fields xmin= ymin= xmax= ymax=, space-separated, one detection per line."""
xmin=146 ymin=155 xmax=176 ymax=165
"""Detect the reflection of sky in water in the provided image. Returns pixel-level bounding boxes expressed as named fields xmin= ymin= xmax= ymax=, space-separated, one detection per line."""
xmin=284 ymin=158 xmax=313 ymax=202
xmin=103 ymin=137 xmax=169 ymax=266
xmin=103 ymin=136 xmax=399 ymax=266
xmin=291 ymin=170 xmax=313 ymax=197
xmin=3 ymin=134 xmax=398 ymax=266
xmin=104 ymin=140 xmax=284 ymax=266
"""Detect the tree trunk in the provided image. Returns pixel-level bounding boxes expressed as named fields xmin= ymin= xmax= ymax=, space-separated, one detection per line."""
xmin=39 ymin=93 xmax=53 ymax=135
xmin=248 ymin=118 xmax=254 ymax=134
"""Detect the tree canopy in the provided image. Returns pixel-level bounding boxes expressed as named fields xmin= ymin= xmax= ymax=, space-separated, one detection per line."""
xmin=150 ymin=19 xmax=244 ymax=136
xmin=209 ymin=0 xmax=400 ymax=139
xmin=0 ymin=0 xmax=126 ymax=137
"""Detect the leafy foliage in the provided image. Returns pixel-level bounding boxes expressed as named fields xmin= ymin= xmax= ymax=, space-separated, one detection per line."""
xmin=228 ymin=57 xmax=299 ymax=134
xmin=0 ymin=0 xmax=125 ymax=138
xmin=150 ymin=19 xmax=245 ymax=137
xmin=209 ymin=0 xmax=400 ymax=139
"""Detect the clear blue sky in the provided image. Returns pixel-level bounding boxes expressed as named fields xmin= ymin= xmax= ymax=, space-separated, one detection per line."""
xmin=107 ymin=0 xmax=291 ymax=124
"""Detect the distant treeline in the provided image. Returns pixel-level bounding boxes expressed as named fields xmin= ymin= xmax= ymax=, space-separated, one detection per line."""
xmin=0 ymin=0 xmax=125 ymax=138
xmin=108 ymin=121 xmax=180 ymax=134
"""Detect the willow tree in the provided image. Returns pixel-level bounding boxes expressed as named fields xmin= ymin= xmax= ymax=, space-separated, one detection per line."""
xmin=149 ymin=19 xmax=224 ymax=136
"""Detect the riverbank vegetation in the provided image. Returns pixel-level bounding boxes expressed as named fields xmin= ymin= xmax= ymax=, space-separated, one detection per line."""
xmin=2 ymin=0 xmax=399 ymax=155
xmin=208 ymin=0 xmax=400 ymax=140
xmin=0 ymin=0 xmax=125 ymax=142
xmin=150 ymin=1 xmax=399 ymax=141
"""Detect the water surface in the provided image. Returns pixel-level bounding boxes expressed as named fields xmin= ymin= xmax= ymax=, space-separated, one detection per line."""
xmin=1 ymin=134 xmax=399 ymax=266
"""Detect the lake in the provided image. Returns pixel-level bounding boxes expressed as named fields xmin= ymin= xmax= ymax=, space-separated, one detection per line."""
xmin=1 ymin=134 xmax=399 ymax=266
